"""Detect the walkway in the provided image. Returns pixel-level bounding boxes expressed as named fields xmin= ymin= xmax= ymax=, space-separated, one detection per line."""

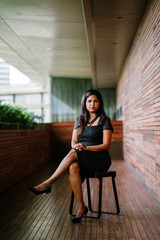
xmin=0 ymin=160 xmax=160 ymax=240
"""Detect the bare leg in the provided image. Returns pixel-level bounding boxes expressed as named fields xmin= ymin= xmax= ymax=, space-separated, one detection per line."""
xmin=35 ymin=149 xmax=78 ymax=191
xmin=69 ymin=162 xmax=86 ymax=218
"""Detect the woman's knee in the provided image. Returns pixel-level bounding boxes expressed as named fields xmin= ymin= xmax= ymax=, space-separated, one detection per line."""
xmin=69 ymin=148 xmax=78 ymax=160
xmin=69 ymin=162 xmax=80 ymax=175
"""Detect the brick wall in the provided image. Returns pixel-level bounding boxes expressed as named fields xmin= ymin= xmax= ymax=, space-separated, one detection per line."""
xmin=116 ymin=0 xmax=160 ymax=200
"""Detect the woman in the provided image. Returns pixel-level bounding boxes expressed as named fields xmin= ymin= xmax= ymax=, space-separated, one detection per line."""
xmin=29 ymin=89 xmax=113 ymax=223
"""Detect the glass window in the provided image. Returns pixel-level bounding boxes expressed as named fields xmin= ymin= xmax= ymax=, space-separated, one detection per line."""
xmin=0 ymin=95 xmax=13 ymax=104
xmin=43 ymin=93 xmax=50 ymax=104
xmin=43 ymin=108 xmax=50 ymax=123
xmin=28 ymin=108 xmax=42 ymax=123
xmin=15 ymin=94 xmax=41 ymax=104
xmin=28 ymin=108 xmax=42 ymax=116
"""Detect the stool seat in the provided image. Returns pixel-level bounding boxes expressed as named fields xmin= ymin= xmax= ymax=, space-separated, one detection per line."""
xmin=69 ymin=170 xmax=120 ymax=219
xmin=94 ymin=170 xmax=116 ymax=178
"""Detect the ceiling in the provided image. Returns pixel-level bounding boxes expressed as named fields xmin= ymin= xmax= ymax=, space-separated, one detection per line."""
xmin=0 ymin=0 xmax=148 ymax=89
xmin=83 ymin=0 xmax=148 ymax=87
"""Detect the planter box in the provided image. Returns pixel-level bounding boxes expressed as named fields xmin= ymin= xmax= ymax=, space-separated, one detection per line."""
xmin=0 ymin=129 xmax=51 ymax=192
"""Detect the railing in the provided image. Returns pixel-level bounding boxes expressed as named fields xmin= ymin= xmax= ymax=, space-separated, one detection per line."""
xmin=49 ymin=121 xmax=123 ymax=142
xmin=49 ymin=121 xmax=123 ymax=160
xmin=0 ymin=121 xmax=123 ymax=192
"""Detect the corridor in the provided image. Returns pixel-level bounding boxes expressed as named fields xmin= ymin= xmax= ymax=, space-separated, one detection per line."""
xmin=0 ymin=159 xmax=160 ymax=240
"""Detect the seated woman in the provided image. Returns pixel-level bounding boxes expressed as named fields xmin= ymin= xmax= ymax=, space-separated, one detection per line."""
xmin=29 ymin=89 xmax=113 ymax=223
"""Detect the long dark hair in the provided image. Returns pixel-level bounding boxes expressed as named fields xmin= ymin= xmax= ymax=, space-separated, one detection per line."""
xmin=76 ymin=89 xmax=107 ymax=132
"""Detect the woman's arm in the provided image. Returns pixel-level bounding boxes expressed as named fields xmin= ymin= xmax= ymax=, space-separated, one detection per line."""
xmin=87 ymin=129 xmax=112 ymax=151
xmin=74 ymin=130 xmax=112 ymax=152
xmin=71 ymin=129 xmax=79 ymax=148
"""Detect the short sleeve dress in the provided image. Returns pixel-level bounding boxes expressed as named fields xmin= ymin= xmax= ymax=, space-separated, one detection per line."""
xmin=74 ymin=116 xmax=113 ymax=179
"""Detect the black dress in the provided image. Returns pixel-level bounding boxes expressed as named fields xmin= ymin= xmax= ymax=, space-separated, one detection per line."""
xmin=74 ymin=116 xmax=113 ymax=179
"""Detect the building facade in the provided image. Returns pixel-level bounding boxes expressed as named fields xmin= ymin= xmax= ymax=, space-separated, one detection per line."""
xmin=0 ymin=58 xmax=10 ymax=86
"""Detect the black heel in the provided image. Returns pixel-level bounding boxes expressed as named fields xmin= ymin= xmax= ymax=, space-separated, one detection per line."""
xmin=28 ymin=186 xmax=51 ymax=195
xmin=72 ymin=206 xmax=88 ymax=223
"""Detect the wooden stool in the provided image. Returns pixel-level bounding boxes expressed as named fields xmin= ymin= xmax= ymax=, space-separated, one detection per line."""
xmin=69 ymin=171 xmax=120 ymax=219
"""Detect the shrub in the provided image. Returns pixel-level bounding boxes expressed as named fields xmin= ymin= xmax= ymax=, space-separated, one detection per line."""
xmin=0 ymin=100 xmax=43 ymax=129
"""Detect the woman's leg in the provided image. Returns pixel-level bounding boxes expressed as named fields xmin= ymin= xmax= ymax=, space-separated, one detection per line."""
xmin=69 ymin=162 xmax=86 ymax=218
xmin=35 ymin=149 xmax=78 ymax=191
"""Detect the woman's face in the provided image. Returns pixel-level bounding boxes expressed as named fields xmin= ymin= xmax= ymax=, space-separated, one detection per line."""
xmin=86 ymin=94 xmax=100 ymax=113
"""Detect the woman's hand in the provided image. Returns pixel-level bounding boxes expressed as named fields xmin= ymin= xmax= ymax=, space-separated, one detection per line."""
xmin=73 ymin=143 xmax=87 ymax=151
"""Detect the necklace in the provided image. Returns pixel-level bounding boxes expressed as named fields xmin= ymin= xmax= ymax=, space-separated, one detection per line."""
xmin=88 ymin=114 xmax=99 ymax=126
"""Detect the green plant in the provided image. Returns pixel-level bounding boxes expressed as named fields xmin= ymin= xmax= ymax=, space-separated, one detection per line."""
xmin=0 ymin=100 xmax=43 ymax=129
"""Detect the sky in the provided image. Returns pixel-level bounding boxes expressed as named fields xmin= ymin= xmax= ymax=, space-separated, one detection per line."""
xmin=10 ymin=65 xmax=31 ymax=85
xmin=0 ymin=57 xmax=31 ymax=85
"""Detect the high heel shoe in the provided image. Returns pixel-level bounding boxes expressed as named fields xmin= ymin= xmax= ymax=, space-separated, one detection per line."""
xmin=28 ymin=186 xmax=51 ymax=195
xmin=72 ymin=206 xmax=88 ymax=223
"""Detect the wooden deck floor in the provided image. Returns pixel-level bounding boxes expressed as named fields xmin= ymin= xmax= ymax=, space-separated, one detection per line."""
xmin=0 ymin=160 xmax=160 ymax=240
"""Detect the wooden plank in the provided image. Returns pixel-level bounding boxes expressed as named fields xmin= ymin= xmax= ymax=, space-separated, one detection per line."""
xmin=0 ymin=160 xmax=160 ymax=239
xmin=50 ymin=121 xmax=123 ymax=143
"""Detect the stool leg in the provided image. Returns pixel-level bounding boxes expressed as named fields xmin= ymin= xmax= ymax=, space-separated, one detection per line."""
xmin=97 ymin=178 xmax=102 ymax=219
xmin=86 ymin=178 xmax=102 ymax=219
xmin=112 ymin=176 xmax=120 ymax=214
xmin=69 ymin=191 xmax=74 ymax=215
xmin=86 ymin=178 xmax=93 ymax=211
